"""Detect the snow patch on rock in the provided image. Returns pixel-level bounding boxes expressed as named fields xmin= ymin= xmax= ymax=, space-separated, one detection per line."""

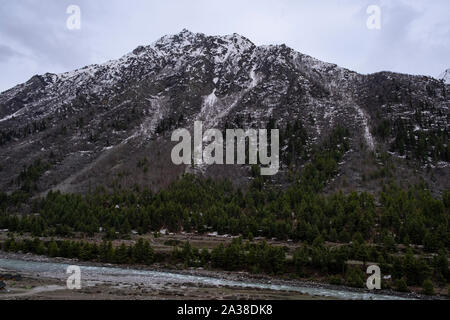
xmin=354 ymin=105 xmax=375 ymax=150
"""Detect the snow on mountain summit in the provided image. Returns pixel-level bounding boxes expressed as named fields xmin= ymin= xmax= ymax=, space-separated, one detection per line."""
xmin=0 ymin=30 xmax=448 ymax=195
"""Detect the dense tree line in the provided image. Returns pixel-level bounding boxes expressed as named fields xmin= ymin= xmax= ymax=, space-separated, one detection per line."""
xmin=1 ymin=237 xmax=154 ymax=265
xmin=16 ymin=159 xmax=51 ymax=193
xmin=280 ymin=119 xmax=310 ymax=167
xmin=171 ymin=238 xmax=286 ymax=275
xmin=0 ymin=178 xmax=448 ymax=250
xmin=376 ymin=117 xmax=449 ymax=163
xmin=1 ymin=235 xmax=447 ymax=294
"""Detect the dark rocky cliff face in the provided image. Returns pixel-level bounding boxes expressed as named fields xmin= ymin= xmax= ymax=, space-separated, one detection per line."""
xmin=0 ymin=30 xmax=448 ymax=196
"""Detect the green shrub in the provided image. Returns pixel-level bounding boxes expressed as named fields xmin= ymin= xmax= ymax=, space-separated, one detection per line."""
xmin=346 ymin=267 xmax=365 ymax=288
xmin=329 ymin=275 xmax=343 ymax=286
xmin=381 ymin=280 xmax=391 ymax=290
xmin=164 ymin=240 xmax=182 ymax=246
xmin=422 ymin=279 xmax=434 ymax=296
xmin=394 ymin=278 xmax=409 ymax=292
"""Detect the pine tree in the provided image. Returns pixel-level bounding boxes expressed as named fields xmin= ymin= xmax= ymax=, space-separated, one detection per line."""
xmin=48 ymin=239 xmax=59 ymax=257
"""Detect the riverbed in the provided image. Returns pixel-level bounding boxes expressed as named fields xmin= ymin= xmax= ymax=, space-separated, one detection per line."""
xmin=0 ymin=253 xmax=414 ymax=300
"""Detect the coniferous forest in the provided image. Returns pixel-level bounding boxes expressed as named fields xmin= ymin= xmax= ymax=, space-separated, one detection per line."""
xmin=0 ymin=126 xmax=448 ymax=295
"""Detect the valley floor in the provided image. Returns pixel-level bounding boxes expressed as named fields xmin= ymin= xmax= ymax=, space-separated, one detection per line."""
xmin=0 ymin=251 xmax=431 ymax=301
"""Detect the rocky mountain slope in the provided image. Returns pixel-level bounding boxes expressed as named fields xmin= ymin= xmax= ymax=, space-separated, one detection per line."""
xmin=0 ymin=30 xmax=448 ymax=196
xmin=440 ymin=69 xmax=450 ymax=84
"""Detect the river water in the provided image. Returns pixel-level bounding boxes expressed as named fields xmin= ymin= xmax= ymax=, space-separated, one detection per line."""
xmin=0 ymin=258 xmax=409 ymax=300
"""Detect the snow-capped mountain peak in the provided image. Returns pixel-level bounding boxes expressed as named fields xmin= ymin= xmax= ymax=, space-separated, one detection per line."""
xmin=0 ymin=30 xmax=448 ymax=195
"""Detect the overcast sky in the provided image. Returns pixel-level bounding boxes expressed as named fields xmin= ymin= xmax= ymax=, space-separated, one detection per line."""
xmin=0 ymin=0 xmax=449 ymax=92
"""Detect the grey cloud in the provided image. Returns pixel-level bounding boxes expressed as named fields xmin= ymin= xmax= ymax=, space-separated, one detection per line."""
xmin=0 ymin=44 xmax=24 ymax=61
